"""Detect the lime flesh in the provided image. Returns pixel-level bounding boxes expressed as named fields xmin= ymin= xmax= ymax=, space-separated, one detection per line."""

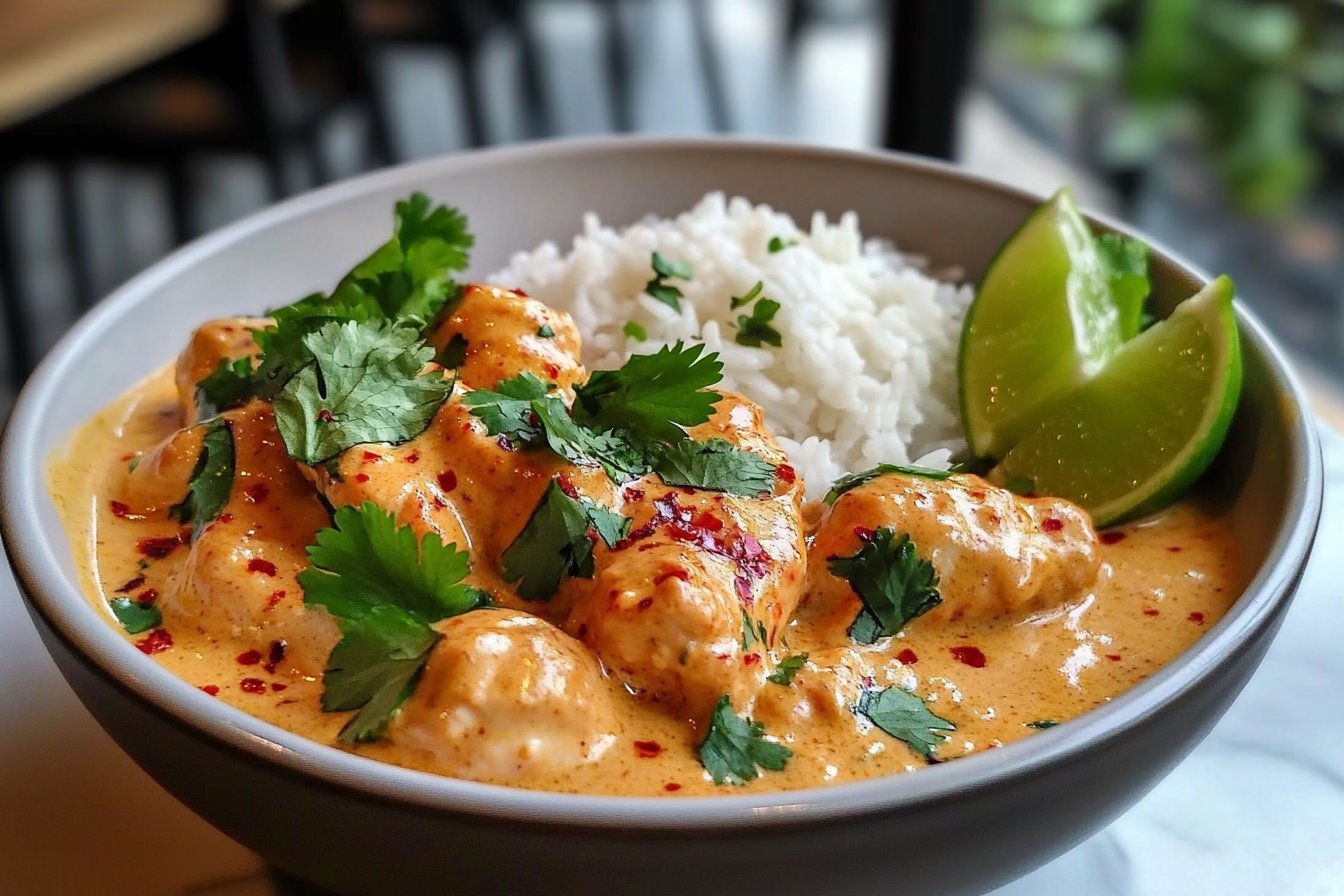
xmin=959 ymin=188 xmax=1135 ymax=459
xmin=992 ymin=275 xmax=1241 ymax=527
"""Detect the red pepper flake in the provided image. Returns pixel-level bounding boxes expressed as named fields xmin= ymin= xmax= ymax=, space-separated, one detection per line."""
xmin=1189 ymin=611 xmax=1205 ymax=624
xmin=269 ymin=640 xmax=287 ymax=665
xmin=236 ymin=649 xmax=262 ymax=666
xmin=239 ymin=678 xmax=266 ymax=694
xmin=437 ymin=470 xmax=458 ymax=493
xmin=497 ymin=436 xmax=516 ymax=452
xmin=1041 ymin=517 xmax=1064 ymax=533
xmin=109 ymin=501 xmax=144 ymax=521
xmin=239 ymin=484 xmax=268 ymax=506
xmin=1143 ymin=608 xmax=1160 ymax=617
xmin=317 ymin=409 xmax=335 ymax=424
xmin=692 ymin=511 xmax=722 ymax=532
xmin=654 ymin=569 xmax=689 ymax=585
xmin=1167 ymin=546 xmax=1183 ymax=553
xmin=355 ymin=473 xmax=370 ymax=483
xmin=545 ymin=364 xmax=560 ymax=380
xmin=135 ymin=588 xmax=159 ymax=605
xmin=633 ymin=740 xmax=663 ymax=758
xmin=266 ymin=590 xmax=286 ymax=610
xmin=897 ymin=648 xmax=918 ymax=665
xmin=664 ymin=782 xmax=681 ymax=792
xmin=362 ymin=450 xmax=380 ymax=462
xmin=681 ymin=487 xmax=697 ymax=496
xmin=1100 ymin=531 xmax=1127 ymax=545
xmin=1105 ymin=654 xmax=1122 ymax=662
xmin=137 ymin=533 xmax=184 ymax=559
xmin=853 ymin=526 xmax=876 ymax=542
xmin=115 ymin=576 xmax=146 ymax=594
xmin=734 ymin=575 xmax=754 ymax=604
xmin=949 ymin=646 xmax=986 ymax=668
xmin=247 ymin=558 xmax=278 ymax=577
xmin=218 ymin=512 xmax=234 ymax=524
xmin=135 ymin=629 xmax=173 ymax=654
xmin=405 ymin=451 xmax=420 ymax=464
xmin=622 ymin=486 xmax=646 ymax=502
xmin=743 ymin=653 xmax=761 ymax=666
xmin=200 ymin=685 xmax=220 ymax=696
xmin=271 ymin=683 xmax=288 ymax=693
xmin=775 ymin=463 xmax=797 ymax=485
xmin=556 ymin=474 xmax=579 ymax=499
xmin=637 ymin=597 xmax=654 ymax=610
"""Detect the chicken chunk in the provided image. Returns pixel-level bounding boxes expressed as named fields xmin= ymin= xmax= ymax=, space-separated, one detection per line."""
xmin=174 ymin=317 xmax=268 ymax=423
xmin=804 ymin=473 xmax=1099 ymax=632
xmin=387 ymin=609 xmax=620 ymax=780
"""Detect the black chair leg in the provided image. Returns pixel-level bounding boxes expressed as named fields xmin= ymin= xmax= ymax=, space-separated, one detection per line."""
xmin=0 ymin=164 xmax=34 ymax=383
xmin=56 ymin=162 xmax=96 ymax=309
xmin=881 ymin=0 xmax=979 ymax=160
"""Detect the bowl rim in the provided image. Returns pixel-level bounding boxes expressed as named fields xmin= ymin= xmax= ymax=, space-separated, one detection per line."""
xmin=0 ymin=134 xmax=1325 ymax=832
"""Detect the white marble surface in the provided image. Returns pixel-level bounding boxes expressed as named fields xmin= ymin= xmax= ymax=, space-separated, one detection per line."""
xmin=1 ymin=426 xmax=1339 ymax=896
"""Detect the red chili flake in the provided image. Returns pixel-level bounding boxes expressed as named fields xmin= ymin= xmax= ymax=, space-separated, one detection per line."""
xmin=853 ymin=526 xmax=876 ymax=542
xmin=654 ymin=569 xmax=689 ymax=585
xmin=743 ymin=653 xmax=761 ymax=666
xmin=317 ymin=409 xmax=335 ymax=424
xmin=497 ymin=436 xmax=516 ymax=452
xmin=775 ymin=463 xmax=797 ymax=484
xmin=239 ymin=483 xmax=268 ymax=506
xmin=622 ymin=486 xmax=645 ymax=502
xmin=664 ymin=782 xmax=681 ymax=792
xmin=239 ymin=678 xmax=266 ymax=694
xmin=556 ymin=474 xmax=579 ymax=499
xmin=269 ymin=640 xmax=287 ymax=665
xmin=515 ymin=288 xmax=530 ymax=297
xmin=1100 ymin=531 xmax=1127 ymax=545
xmin=545 ymin=364 xmax=560 ymax=379
xmin=949 ymin=646 xmax=986 ymax=668
xmin=271 ymin=683 xmax=288 ymax=693
xmin=1168 ymin=546 xmax=1183 ymax=553
xmin=734 ymin=576 xmax=754 ymax=604
xmin=1106 ymin=654 xmax=1122 ymax=662
xmin=692 ymin=512 xmax=722 ymax=532
xmin=1143 ymin=608 xmax=1160 ymax=617
xmin=355 ymin=473 xmax=370 ymax=483
xmin=218 ymin=512 xmax=234 ymax=524
xmin=266 ymin=590 xmax=286 ymax=610
xmin=362 ymin=450 xmax=381 ymax=462
xmin=109 ymin=501 xmax=144 ymax=521
xmin=681 ymin=487 xmax=697 ymax=496
xmin=115 ymin=576 xmax=145 ymax=594
xmin=405 ymin=451 xmax=420 ymax=464
xmin=897 ymin=648 xmax=919 ymax=665
xmin=247 ymin=558 xmax=277 ymax=577
xmin=135 ymin=629 xmax=173 ymax=654
xmin=1189 ymin=611 xmax=1205 ymax=624
xmin=861 ymin=675 xmax=877 ymax=689
xmin=637 ymin=597 xmax=654 ymax=610
xmin=1041 ymin=517 xmax=1065 ymax=533
xmin=200 ymin=685 xmax=220 ymax=696
xmin=437 ymin=470 xmax=458 ymax=493
xmin=633 ymin=740 xmax=663 ymax=758
xmin=236 ymin=649 xmax=262 ymax=666
xmin=137 ymin=533 xmax=184 ymax=559
xmin=135 ymin=588 xmax=159 ymax=605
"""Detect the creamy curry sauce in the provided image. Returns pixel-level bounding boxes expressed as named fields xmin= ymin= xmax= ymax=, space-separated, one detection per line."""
xmin=49 ymin=284 xmax=1243 ymax=796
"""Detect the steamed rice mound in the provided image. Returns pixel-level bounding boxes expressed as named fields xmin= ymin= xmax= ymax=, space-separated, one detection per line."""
xmin=490 ymin=192 xmax=973 ymax=497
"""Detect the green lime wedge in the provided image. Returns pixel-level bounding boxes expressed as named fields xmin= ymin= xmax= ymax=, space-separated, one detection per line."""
xmin=992 ymin=275 xmax=1241 ymax=527
xmin=959 ymin=188 xmax=1137 ymax=459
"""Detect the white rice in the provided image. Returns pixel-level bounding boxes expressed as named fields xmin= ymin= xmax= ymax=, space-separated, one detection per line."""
xmin=489 ymin=192 xmax=973 ymax=498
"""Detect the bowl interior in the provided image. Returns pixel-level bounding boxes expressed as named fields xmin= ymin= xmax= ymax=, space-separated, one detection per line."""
xmin=0 ymin=137 xmax=1322 ymax=827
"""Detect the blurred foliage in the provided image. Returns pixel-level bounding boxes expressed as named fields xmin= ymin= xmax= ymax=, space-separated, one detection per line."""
xmin=991 ymin=0 xmax=1344 ymax=216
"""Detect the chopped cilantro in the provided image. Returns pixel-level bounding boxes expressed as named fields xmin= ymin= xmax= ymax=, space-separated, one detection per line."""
xmin=734 ymin=298 xmax=782 ymax=348
xmin=858 ymin=687 xmax=955 ymax=759
xmin=653 ymin=438 xmax=777 ymax=496
xmin=740 ymin=611 xmax=768 ymax=651
xmin=623 ymin=321 xmax=648 ymax=341
xmin=168 ymin=418 xmax=235 ymax=540
xmin=500 ymin=480 xmax=630 ymax=601
xmin=127 ymin=456 xmax=141 ymax=473
xmin=767 ymin=236 xmax=796 ymax=253
xmin=272 ymin=320 xmax=452 ymax=465
xmin=829 ymin=528 xmax=941 ymax=645
xmin=461 ymin=373 xmax=550 ymax=445
xmin=767 ymin=653 xmax=808 ymax=686
xmin=729 ymin=281 xmax=764 ymax=310
xmin=1025 ymin=719 xmax=1059 ymax=729
xmin=823 ymin=463 xmax=955 ymax=504
xmin=109 ymin=596 xmax=162 ymax=634
xmin=536 ymin=324 xmax=555 ymax=338
xmin=1095 ymin=232 xmax=1151 ymax=339
xmin=436 ymin=333 xmax=468 ymax=369
xmin=195 ymin=357 xmax=255 ymax=421
xmin=698 ymin=695 xmax=792 ymax=785
xmin=571 ymin=342 xmax=723 ymax=444
xmin=645 ymin=252 xmax=692 ymax=310
xmin=299 ymin=502 xmax=489 ymax=743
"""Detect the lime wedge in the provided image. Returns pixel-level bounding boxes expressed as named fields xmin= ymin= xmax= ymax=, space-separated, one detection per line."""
xmin=959 ymin=188 xmax=1134 ymax=459
xmin=993 ymin=275 xmax=1241 ymax=527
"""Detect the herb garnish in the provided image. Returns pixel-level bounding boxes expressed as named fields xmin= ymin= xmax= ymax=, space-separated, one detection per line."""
xmin=623 ymin=321 xmax=647 ymax=341
xmin=734 ymin=298 xmax=782 ymax=348
xmin=168 ymin=417 xmax=235 ymax=540
xmin=829 ymin=528 xmax=941 ymax=645
xmin=858 ymin=687 xmax=955 ymax=759
xmin=767 ymin=654 xmax=808 ymax=686
xmin=299 ymin=502 xmax=490 ymax=743
xmin=435 ymin=333 xmax=468 ymax=369
xmin=824 ymin=463 xmax=955 ymax=504
xmin=500 ymin=480 xmax=630 ymax=601
xmin=767 ymin=236 xmax=796 ymax=254
xmin=109 ymin=597 xmax=162 ymax=634
xmin=537 ymin=324 xmax=555 ymax=338
xmin=571 ymin=341 xmax=722 ymax=443
xmin=644 ymin=252 xmax=692 ymax=310
xmin=729 ymin=281 xmax=764 ymax=310
xmin=195 ymin=357 xmax=255 ymax=421
xmin=1024 ymin=719 xmax=1059 ymax=729
xmin=653 ymin=438 xmax=777 ymax=496
xmin=740 ymin=610 xmax=768 ymax=651
xmin=698 ymin=695 xmax=792 ymax=785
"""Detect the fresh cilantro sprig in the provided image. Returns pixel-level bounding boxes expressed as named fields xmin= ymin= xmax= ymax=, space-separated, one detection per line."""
xmin=571 ymin=341 xmax=722 ymax=443
xmin=858 ymin=687 xmax=955 ymax=759
xmin=767 ymin=653 xmax=808 ymax=686
xmin=109 ymin=597 xmax=162 ymax=634
xmin=824 ymin=463 xmax=956 ymax=504
xmin=740 ymin=610 xmax=768 ymax=651
xmin=1025 ymin=719 xmax=1059 ymax=730
xmin=645 ymin=252 xmax=692 ymax=310
xmin=623 ymin=321 xmax=647 ymax=341
xmin=653 ymin=438 xmax=776 ymax=496
xmin=195 ymin=357 xmax=255 ymax=421
xmin=829 ymin=528 xmax=941 ymax=645
xmin=168 ymin=417 xmax=235 ymax=540
xmin=698 ymin=695 xmax=792 ymax=785
xmin=300 ymin=502 xmax=490 ymax=743
xmin=734 ymin=298 xmax=782 ymax=348
xmin=500 ymin=480 xmax=630 ymax=601
xmin=729 ymin=281 xmax=764 ymax=310
xmin=767 ymin=236 xmax=796 ymax=254
xmin=272 ymin=320 xmax=453 ymax=465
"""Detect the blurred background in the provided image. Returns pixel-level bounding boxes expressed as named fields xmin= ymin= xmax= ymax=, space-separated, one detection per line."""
xmin=2 ymin=0 xmax=1343 ymax=426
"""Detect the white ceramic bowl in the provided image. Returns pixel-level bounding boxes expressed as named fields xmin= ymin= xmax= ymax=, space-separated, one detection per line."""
xmin=0 ymin=138 xmax=1323 ymax=896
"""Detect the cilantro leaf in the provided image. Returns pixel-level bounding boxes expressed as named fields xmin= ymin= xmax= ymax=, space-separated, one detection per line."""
xmin=273 ymin=320 xmax=452 ymax=465
xmin=858 ymin=687 xmax=955 ymax=759
xmin=537 ymin=324 xmax=555 ymax=338
xmin=168 ymin=418 xmax=235 ymax=540
xmin=623 ymin=321 xmax=647 ymax=341
xmin=645 ymin=252 xmax=692 ymax=310
xmin=698 ymin=695 xmax=792 ymax=785
xmin=734 ymin=298 xmax=782 ymax=348
xmin=195 ymin=357 xmax=255 ymax=421
xmin=252 ymin=292 xmax=384 ymax=400
xmin=767 ymin=236 xmax=797 ymax=254
xmin=824 ymin=463 xmax=954 ymax=504
xmin=1096 ymin=232 xmax=1150 ymax=341
xmin=653 ymin=438 xmax=776 ymax=495
xmin=461 ymin=373 xmax=551 ymax=444
xmin=436 ymin=333 xmax=468 ymax=369
xmin=323 ymin=607 xmax=440 ymax=744
xmin=828 ymin=528 xmax=941 ymax=645
xmin=501 ymin=480 xmax=630 ymax=601
xmin=571 ymin=342 xmax=723 ymax=443
xmin=730 ymin=281 xmax=764 ymax=310
xmin=1025 ymin=719 xmax=1059 ymax=729
xmin=109 ymin=597 xmax=162 ymax=634
xmin=740 ymin=610 xmax=768 ymax=651
xmin=767 ymin=653 xmax=808 ymax=686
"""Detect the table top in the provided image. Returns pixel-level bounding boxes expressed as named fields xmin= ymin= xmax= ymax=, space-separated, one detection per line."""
xmin=1 ymin=425 xmax=1340 ymax=896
